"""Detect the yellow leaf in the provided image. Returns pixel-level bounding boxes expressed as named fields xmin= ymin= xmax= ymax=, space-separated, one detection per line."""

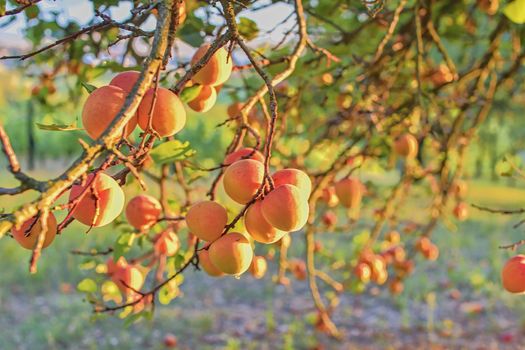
xmin=504 ymin=0 xmax=525 ymax=24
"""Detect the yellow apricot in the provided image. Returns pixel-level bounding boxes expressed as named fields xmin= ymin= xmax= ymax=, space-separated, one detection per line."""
xmin=198 ymin=249 xmax=224 ymax=277
xmin=261 ymin=184 xmax=309 ymax=232
xmin=244 ymin=200 xmax=287 ymax=244
xmin=187 ymin=85 xmax=217 ymax=112
xmin=185 ymin=201 xmax=228 ymax=242
xmin=334 ymin=177 xmax=363 ymax=209
xmin=223 ymin=159 xmax=265 ymax=204
xmin=249 ymin=255 xmax=268 ymax=279
xmin=125 ymin=194 xmax=162 ymax=230
xmin=191 ymin=44 xmax=233 ymax=86
xmin=11 ymin=213 xmax=57 ymax=250
xmin=82 ymin=85 xmax=137 ymax=140
xmin=224 ymin=147 xmax=264 ymax=166
xmin=208 ymin=232 xmax=254 ymax=275
xmin=109 ymin=71 xmax=140 ymax=93
xmin=69 ymin=173 xmax=125 ymax=227
xmin=137 ymin=87 xmax=186 ymax=137
xmin=272 ymin=168 xmax=312 ymax=198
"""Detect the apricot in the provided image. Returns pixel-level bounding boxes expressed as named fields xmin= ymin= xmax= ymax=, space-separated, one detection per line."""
xmin=208 ymin=232 xmax=254 ymax=275
xmin=389 ymin=278 xmax=404 ymax=295
xmin=453 ymin=202 xmax=469 ymax=221
xmin=198 ymin=249 xmax=225 ymax=277
xmin=82 ymin=85 xmax=137 ymax=140
xmin=224 ymin=147 xmax=264 ymax=166
xmin=223 ymin=159 xmax=265 ymax=204
xmin=422 ymin=243 xmax=439 ymax=261
xmin=154 ymin=230 xmax=180 ymax=256
xmin=191 ymin=44 xmax=233 ymax=86
xmin=272 ymin=168 xmax=312 ymax=198
xmin=69 ymin=173 xmax=125 ymax=227
xmin=385 ymin=230 xmax=401 ymax=245
xmin=185 ymin=201 xmax=228 ymax=242
xmin=109 ymin=70 xmax=140 ymax=93
xmin=354 ymin=262 xmax=371 ymax=283
xmin=415 ymin=237 xmax=431 ymax=253
xmin=320 ymin=186 xmax=339 ymax=207
xmin=478 ymin=0 xmax=498 ymax=15
xmin=163 ymin=333 xmax=178 ymax=348
xmin=125 ymin=194 xmax=162 ymax=230
xmin=107 ymin=256 xmax=128 ymax=276
xmin=321 ymin=211 xmax=337 ymax=227
xmin=501 ymin=255 xmax=525 ymax=293
xmin=261 ymin=184 xmax=309 ymax=232
xmin=334 ymin=177 xmax=363 ymax=209
xmin=187 ymin=85 xmax=217 ymax=113
xmin=249 ymin=255 xmax=268 ymax=279
xmin=115 ymin=265 xmax=144 ymax=295
xmin=11 ymin=213 xmax=57 ymax=250
xmin=394 ymin=134 xmax=418 ymax=158
xmin=244 ymin=200 xmax=287 ymax=244
xmin=137 ymin=87 xmax=186 ymax=137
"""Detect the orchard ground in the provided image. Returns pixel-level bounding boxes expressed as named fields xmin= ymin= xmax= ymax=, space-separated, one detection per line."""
xmin=0 ymin=165 xmax=524 ymax=349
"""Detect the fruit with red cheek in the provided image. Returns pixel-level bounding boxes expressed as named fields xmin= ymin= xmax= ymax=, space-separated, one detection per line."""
xmin=261 ymin=184 xmax=309 ymax=232
xmin=109 ymin=71 xmax=140 ymax=93
xmin=154 ymin=230 xmax=180 ymax=256
xmin=137 ymin=87 xmax=186 ymax=137
xmin=249 ymin=255 xmax=268 ymax=279
xmin=187 ymin=85 xmax=217 ymax=113
xmin=185 ymin=201 xmax=228 ymax=242
xmin=320 ymin=186 xmax=339 ymax=207
xmin=272 ymin=168 xmax=312 ymax=197
xmin=198 ymin=249 xmax=224 ymax=277
xmin=501 ymin=255 xmax=525 ymax=293
xmin=11 ymin=213 xmax=57 ymax=250
xmin=125 ymin=194 xmax=162 ymax=230
xmin=393 ymin=134 xmax=418 ymax=159
xmin=334 ymin=177 xmax=364 ymax=209
xmin=453 ymin=202 xmax=469 ymax=221
xmin=244 ymin=200 xmax=287 ymax=244
xmin=224 ymin=147 xmax=264 ymax=166
xmin=208 ymin=232 xmax=254 ymax=275
xmin=321 ymin=211 xmax=337 ymax=227
xmin=191 ymin=44 xmax=233 ymax=86
xmin=223 ymin=159 xmax=265 ymax=204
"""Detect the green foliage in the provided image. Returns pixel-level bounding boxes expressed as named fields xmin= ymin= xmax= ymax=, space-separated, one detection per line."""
xmin=149 ymin=140 xmax=196 ymax=165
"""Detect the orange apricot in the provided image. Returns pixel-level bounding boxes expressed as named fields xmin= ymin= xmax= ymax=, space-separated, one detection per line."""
xmin=289 ymin=259 xmax=307 ymax=280
xmin=334 ymin=177 xmax=363 ymax=209
xmin=415 ymin=237 xmax=432 ymax=253
xmin=198 ymin=249 xmax=225 ymax=277
xmin=245 ymin=200 xmax=287 ymax=244
xmin=385 ymin=230 xmax=401 ymax=245
xmin=453 ymin=202 xmax=469 ymax=221
xmin=11 ymin=213 xmax=57 ymax=250
xmin=261 ymin=184 xmax=309 ymax=232
xmin=321 ymin=211 xmax=337 ymax=227
xmin=163 ymin=333 xmax=178 ymax=348
xmin=154 ymin=230 xmax=180 ymax=256
xmin=272 ymin=168 xmax=312 ymax=198
xmin=107 ymin=256 xmax=128 ymax=276
xmin=502 ymin=255 xmax=525 ymax=293
xmin=249 ymin=255 xmax=268 ymax=279
xmin=185 ymin=201 xmax=228 ymax=242
xmin=223 ymin=159 xmax=265 ymax=204
xmin=354 ymin=262 xmax=371 ymax=283
xmin=109 ymin=70 xmax=140 ymax=93
xmin=224 ymin=147 xmax=264 ymax=166
xmin=320 ymin=186 xmax=339 ymax=207
xmin=187 ymin=85 xmax=217 ymax=113
xmin=451 ymin=179 xmax=468 ymax=199
xmin=137 ymin=87 xmax=186 ymax=137
xmin=82 ymin=85 xmax=137 ymax=140
xmin=394 ymin=134 xmax=418 ymax=158
xmin=109 ymin=259 xmax=145 ymax=295
xmin=389 ymin=278 xmax=404 ymax=295
xmin=191 ymin=44 xmax=233 ymax=86
xmin=125 ymin=194 xmax=162 ymax=230
xmin=69 ymin=173 xmax=125 ymax=227
xmin=208 ymin=232 xmax=254 ymax=275
xmin=422 ymin=243 xmax=439 ymax=261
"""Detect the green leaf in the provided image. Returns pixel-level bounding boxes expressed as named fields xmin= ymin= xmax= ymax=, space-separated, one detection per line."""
xmin=123 ymin=311 xmax=145 ymax=327
xmin=237 ymin=17 xmax=259 ymax=41
xmin=150 ymin=140 xmax=196 ymax=165
xmin=180 ymin=85 xmax=203 ymax=103
xmin=81 ymin=82 xmax=98 ymax=94
xmin=36 ymin=123 xmax=82 ymax=131
xmin=77 ymin=278 xmax=97 ymax=293
xmin=504 ymin=0 xmax=525 ymax=23
xmin=0 ymin=0 xmax=6 ymax=17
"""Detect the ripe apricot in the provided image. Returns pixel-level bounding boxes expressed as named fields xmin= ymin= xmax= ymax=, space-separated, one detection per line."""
xmin=334 ymin=177 xmax=363 ymax=209
xmin=223 ymin=159 xmax=265 ymax=204
xmin=82 ymin=85 xmax=137 ymax=140
xmin=354 ymin=262 xmax=371 ymax=283
xmin=137 ymin=87 xmax=186 ymax=137
xmin=191 ymin=44 xmax=233 ymax=86
xmin=320 ymin=186 xmax=339 ymax=207
xmin=261 ymin=184 xmax=309 ymax=232
xmin=502 ymin=255 xmax=525 ymax=293
xmin=321 ymin=211 xmax=337 ymax=227
xmin=422 ymin=243 xmax=439 ymax=261
xmin=11 ymin=213 xmax=57 ymax=250
xmin=154 ymin=230 xmax=180 ymax=256
xmin=394 ymin=134 xmax=418 ymax=158
xmin=272 ymin=168 xmax=312 ymax=198
xmin=187 ymin=85 xmax=217 ymax=113
xmin=109 ymin=70 xmax=140 ymax=93
xmin=451 ymin=179 xmax=468 ymax=199
xmin=289 ymin=259 xmax=307 ymax=280
xmin=69 ymin=173 xmax=125 ymax=227
xmin=453 ymin=202 xmax=469 ymax=221
xmin=163 ymin=333 xmax=178 ymax=348
xmin=385 ymin=230 xmax=401 ymax=245
xmin=125 ymin=194 xmax=162 ymax=230
xmin=389 ymin=278 xmax=404 ymax=295
xmin=107 ymin=256 xmax=128 ymax=276
xmin=208 ymin=232 xmax=254 ymax=275
xmin=224 ymin=148 xmax=264 ymax=166
xmin=111 ymin=262 xmax=144 ymax=295
xmin=186 ymin=201 xmax=228 ymax=242
xmin=244 ymin=200 xmax=287 ymax=244
xmin=249 ymin=255 xmax=268 ymax=279
xmin=198 ymin=249 xmax=225 ymax=277
xmin=415 ymin=236 xmax=431 ymax=252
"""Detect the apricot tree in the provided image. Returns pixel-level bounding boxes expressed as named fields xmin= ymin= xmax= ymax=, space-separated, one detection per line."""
xmin=0 ymin=0 xmax=525 ymax=337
